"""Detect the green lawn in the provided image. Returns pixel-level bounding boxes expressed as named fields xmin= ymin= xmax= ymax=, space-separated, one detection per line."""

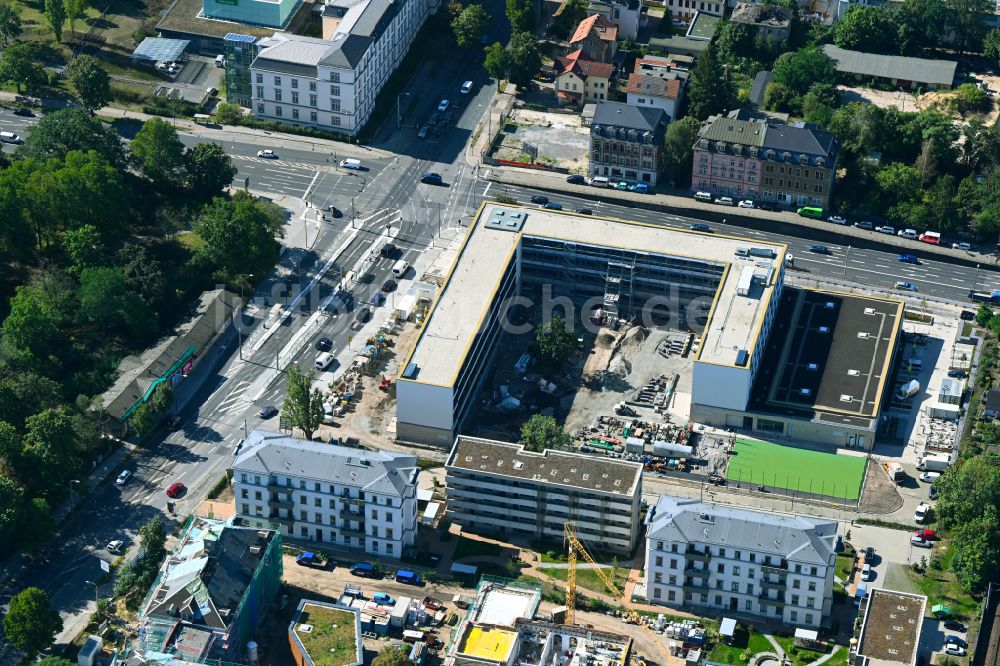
xmin=540 ymin=565 xmax=628 ymax=597
xmin=707 ymin=627 xmax=774 ymax=664
xmin=907 ymin=543 xmax=981 ymax=620
xmin=452 ymin=536 xmax=505 ymax=561
xmin=727 ymin=438 xmax=866 ymax=500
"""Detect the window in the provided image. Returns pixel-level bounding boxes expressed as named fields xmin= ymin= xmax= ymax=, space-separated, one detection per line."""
xmin=733 ymin=566 xmax=741 ymax=576
xmin=807 ymin=581 xmax=816 ymax=592
xmin=257 ymin=103 xmax=264 ymax=113
xmin=717 ymin=563 xmax=725 ymax=573
xmin=242 ymin=503 xmax=249 ymax=513
xmin=255 ymin=73 xmax=263 ymax=84
xmin=310 ymin=94 xmax=317 ymax=107
xmin=714 ymin=595 xmax=722 ymax=606
xmin=387 ymin=543 xmax=393 ymax=554
xmin=790 ymin=611 xmax=798 ymax=622
xmin=668 ymin=575 xmax=677 ymax=585
xmin=329 ymin=499 xmax=335 ymax=508
xmin=314 ymin=497 xmax=321 ymax=507
xmin=791 ymin=595 xmax=800 ymax=605
xmin=275 ymin=89 xmax=282 ymax=102
xmin=255 ymin=476 xmax=262 ymax=485
xmin=309 ymin=81 xmax=316 ymax=91
xmin=653 ymin=588 xmax=662 ymax=599
xmin=274 ymin=76 xmax=281 ymax=86
xmin=332 ymin=116 xmax=341 ymax=126
xmin=670 ymin=558 xmax=678 ymax=569
xmin=372 ymin=541 xmax=379 ymax=552
xmin=745 ymin=600 xmax=752 ymax=611
xmin=667 ymin=590 xmax=676 ymax=601
xmin=292 ymin=92 xmax=299 ymax=104
xmin=730 ymin=582 xmax=739 ymax=592
xmin=314 ymin=512 xmax=321 ymax=522
xmin=331 ymin=99 xmax=341 ymax=112
xmin=792 ymin=579 xmax=800 ymax=589
xmin=292 ymin=78 xmax=299 ymax=89
xmin=330 ymin=72 xmax=340 ymax=82
xmin=746 ymin=583 xmax=754 ymax=595
xmin=275 ymin=106 xmax=282 ymax=116
xmin=331 ymin=85 xmax=341 ymax=97
xmin=254 ymin=491 xmax=262 ymax=500
xmin=656 ymin=556 xmax=663 ymax=567
xmin=241 ymin=473 xmax=248 ymax=483
xmin=371 ymin=509 xmax=377 ymax=518
xmin=654 ymin=573 xmax=663 ymax=583
xmin=386 ymin=527 xmax=393 ymax=538
xmin=292 ymin=108 xmax=299 ymax=119
xmin=810 ymin=567 xmax=817 ymax=576
xmin=310 ymin=111 xmax=318 ymax=122
xmin=241 ymin=489 xmax=249 ymax=499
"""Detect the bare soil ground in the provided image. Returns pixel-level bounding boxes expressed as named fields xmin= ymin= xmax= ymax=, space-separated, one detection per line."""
xmin=858 ymin=458 xmax=904 ymax=514
xmin=837 ymin=81 xmax=1000 ymax=127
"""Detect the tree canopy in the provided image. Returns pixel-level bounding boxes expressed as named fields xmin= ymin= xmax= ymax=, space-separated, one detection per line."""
xmin=519 ymin=415 xmax=572 ymax=452
xmin=506 ymin=32 xmax=542 ymax=87
xmin=193 ymin=191 xmax=284 ymax=282
xmin=283 ymin=364 xmax=325 ymax=440
xmin=17 ymin=109 xmax=127 ymax=169
xmin=130 ymin=118 xmax=187 ymax=187
xmin=687 ymin=43 xmax=733 ymax=120
xmin=935 ymin=455 xmax=1000 ymax=591
xmin=535 ymin=315 xmax=576 ymax=371
xmin=66 ymin=56 xmax=112 ymax=111
xmin=452 ymin=3 xmax=490 ymax=49
xmin=3 ymin=587 xmax=62 ymax=655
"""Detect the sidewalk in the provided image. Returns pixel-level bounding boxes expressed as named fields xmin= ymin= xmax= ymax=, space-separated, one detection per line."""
xmin=483 ymin=165 xmax=998 ymax=267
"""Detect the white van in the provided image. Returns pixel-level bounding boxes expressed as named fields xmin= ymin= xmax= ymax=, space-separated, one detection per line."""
xmin=215 ymin=54 xmax=225 ymax=67
xmin=0 ymin=132 xmax=23 ymax=144
xmin=694 ymin=191 xmax=713 ymax=202
xmin=392 ymin=259 xmax=410 ymax=277
xmin=590 ymin=176 xmax=610 ymax=188
xmin=340 ymin=158 xmax=362 ymax=170
xmin=315 ymin=352 xmax=334 ymax=370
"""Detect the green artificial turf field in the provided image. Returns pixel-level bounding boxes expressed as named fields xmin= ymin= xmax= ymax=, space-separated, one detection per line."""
xmin=725 ymin=438 xmax=866 ymax=501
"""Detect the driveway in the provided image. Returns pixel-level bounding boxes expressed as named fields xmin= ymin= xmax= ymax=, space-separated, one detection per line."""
xmin=850 ymin=524 xmax=931 ymax=592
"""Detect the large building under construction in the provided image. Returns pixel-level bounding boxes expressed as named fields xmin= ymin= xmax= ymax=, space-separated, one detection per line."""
xmin=396 ymin=204 xmax=903 ymax=450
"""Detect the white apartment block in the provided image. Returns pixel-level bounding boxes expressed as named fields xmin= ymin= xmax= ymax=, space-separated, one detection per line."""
xmin=644 ymin=495 xmax=837 ymax=628
xmin=444 ymin=437 xmax=643 ymax=554
xmin=232 ymin=430 xmax=418 ymax=557
xmin=250 ymin=0 xmax=426 ymax=136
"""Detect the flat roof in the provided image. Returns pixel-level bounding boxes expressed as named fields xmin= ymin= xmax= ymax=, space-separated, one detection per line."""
xmin=856 ymin=589 xmax=926 ymax=666
xmin=402 ymin=204 xmax=785 ymax=387
xmin=447 ymin=437 xmax=643 ymax=497
xmin=475 ymin=586 xmax=538 ymax=626
xmin=291 ymin=602 xmax=363 ymax=666
xmin=822 ymin=45 xmax=957 ymax=87
xmin=749 ymin=288 xmax=902 ymax=427
xmin=458 ymin=626 xmax=517 ymax=661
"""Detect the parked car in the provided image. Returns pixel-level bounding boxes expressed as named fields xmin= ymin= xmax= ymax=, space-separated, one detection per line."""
xmin=355 ymin=306 xmax=372 ymax=323
xmin=106 ymin=540 xmax=124 ymax=554
xmin=437 ymin=99 xmax=450 ymax=112
xmin=919 ymin=472 xmax=941 ymax=483
xmin=929 ymin=485 xmax=939 ymax=499
xmin=915 ymin=502 xmax=931 ymax=523
xmin=12 ymin=107 xmax=34 ymax=117
xmin=575 ymin=208 xmax=593 ymax=215
xmin=420 ymin=172 xmax=443 ymax=185
xmin=898 ymin=254 xmax=919 ymax=264
xmin=828 ymin=215 xmax=848 ymax=225
xmin=373 ymin=592 xmax=395 ymax=605
xmin=809 ymin=245 xmax=830 ymax=254
xmin=689 ymin=224 xmax=711 ymax=232
xmin=737 ymin=199 xmax=755 ymax=208
xmin=256 ymin=149 xmax=278 ymax=159
xmin=629 ymin=183 xmax=648 ymax=193
xmin=944 ymin=644 xmax=966 ymax=656
xmin=947 ymin=369 xmax=968 ymax=378
xmin=915 ymin=529 xmax=937 ymax=540
xmin=944 ymin=620 xmax=967 ymax=633
xmin=296 ymin=552 xmax=319 ymax=567
xmin=876 ymin=225 xmax=896 ymax=234
xmin=910 ymin=535 xmax=933 ymax=548
xmin=530 ymin=195 xmax=548 ymax=205
xmin=897 ymin=228 xmax=918 ymax=239
xmin=166 ymin=482 xmax=186 ymax=498
xmin=865 ymin=546 xmax=875 ymax=561
xmin=116 ymin=470 xmax=131 ymax=485
xmin=861 ymin=563 xmax=874 ymax=581
xmin=460 ymin=80 xmax=473 ymax=94
xmin=855 ymin=220 xmax=874 ymax=230
xmin=566 ymin=174 xmax=585 ymax=184
xmin=714 ymin=196 xmax=735 ymax=206
xmin=953 ymin=242 xmax=972 ymax=251
xmin=543 ymin=202 xmax=563 ymax=210
xmin=326 ymin=205 xmax=343 ymax=218
xmin=316 ymin=337 xmax=333 ymax=352
xmin=945 ymin=636 xmax=967 ymax=648
xmin=417 ymin=126 xmax=429 ymax=140
xmin=381 ymin=278 xmax=397 ymax=292
xmin=613 ymin=181 xmax=629 ymax=190
xmin=895 ymin=281 xmax=918 ymax=291
xmin=257 ymin=404 xmax=278 ymax=419
xmin=960 ymin=310 xmax=976 ymax=321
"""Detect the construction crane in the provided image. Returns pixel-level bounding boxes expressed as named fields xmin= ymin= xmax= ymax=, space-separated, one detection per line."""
xmin=563 ymin=523 xmax=673 ymax=664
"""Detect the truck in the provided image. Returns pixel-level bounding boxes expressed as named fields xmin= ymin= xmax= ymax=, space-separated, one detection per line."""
xmin=915 ymin=502 xmax=931 ymax=524
xmin=883 ymin=461 xmax=905 ymax=484
xmin=396 ymin=570 xmax=422 ymax=585
xmin=917 ymin=454 xmax=951 ymax=472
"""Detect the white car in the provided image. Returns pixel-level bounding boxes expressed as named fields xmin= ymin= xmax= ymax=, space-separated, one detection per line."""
xmin=910 ymin=535 xmax=933 ymax=548
xmin=920 ymin=471 xmax=941 ymax=483
xmin=438 ymin=99 xmax=450 ymax=112
xmin=828 ymin=215 xmax=848 ymax=225
xmin=875 ymin=225 xmax=896 ymax=234
xmin=915 ymin=502 xmax=931 ymax=523
xmin=944 ymin=644 xmax=967 ymax=656
xmin=256 ymin=149 xmax=278 ymax=159
xmin=861 ymin=563 xmax=874 ymax=581
xmin=460 ymin=81 xmax=473 ymax=94
xmin=106 ymin=540 xmax=124 ymax=554
xmin=953 ymin=242 xmax=972 ymax=251
xmin=714 ymin=196 xmax=735 ymax=206
xmin=116 ymin=470 xmax=131 ymax=485
xmin=897 ymin=228 xmax=917 ymax=239
xmin=737 ymin=199 xmax=754 ymax=208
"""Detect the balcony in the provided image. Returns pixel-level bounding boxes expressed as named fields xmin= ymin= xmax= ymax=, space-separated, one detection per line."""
xmin=339 ymin=506 xmax=365 ymax=520
xmin=761 ymin=560 xmax=787 ymax=572
xmin=685 ymin=549 xmax=711 ymax=562
xmin=682 ymin=579 xmax=708 ymax=593
xmin=268 ymin=513 xmax=294 ymax=527
xmin=267 ymin=495 xmax=294 ymax=509
xmin=341 ymin=523 xmax=364 ymax=537
xmin=761 ymin=578 xmax=786 ymax=592
xmin=684 ymin=566 xmax=709 ymax=576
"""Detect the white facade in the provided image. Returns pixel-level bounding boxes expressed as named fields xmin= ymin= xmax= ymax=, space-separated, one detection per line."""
xmin=644 ymin=495 xmax=837 ymax=628
xmin=589 ymin=0 xmax=642 ymax=40
xmin=232 ymin=430 xmax=418 ymax=557
xmin=250 ymin=0 xmax=427 ymax=136
xmin=626 ymin=91 xmax=679 ymax=119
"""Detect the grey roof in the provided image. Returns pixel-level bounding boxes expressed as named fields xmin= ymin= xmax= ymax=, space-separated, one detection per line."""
xmin=730 ymin=3 xmax=792 ymax=27
xmin=593 ymin=101 xmax=668 ymax=136
xmin=646 ymin=495 xmax=838 ymax=566
xmin=749 ymin=70 xmax=771 ymax=106
xmin=764 ymin=122 xmax=839 ymax=162
xmin=822 ymin=44 xmax=957 ymax=87
xmin=697 ymin=108 xmax=839 ymax=162
xmin=233 ymin=430 xmax=418 ymax=497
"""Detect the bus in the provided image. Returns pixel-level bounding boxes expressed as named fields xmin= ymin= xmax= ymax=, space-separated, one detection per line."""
xmin=919 ymin=231 xmax=941 ymax=245
xmin=796 ymin=206 xmax=824 ymax=219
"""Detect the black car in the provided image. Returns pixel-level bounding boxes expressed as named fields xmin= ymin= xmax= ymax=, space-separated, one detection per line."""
xmin=960 ymin=310 xmax=976 ymax=321
xmin=326 ymin=205 xmax=343 ymax=218
xmin=12 ymin=107 xmax=33 ymax=117
xmin=809 ymin=245 xmax=830 ymax=254
xmin=382 ymin=278 xmax=397 ymax=292
xmin=355 ymin=306 xmax=372 ymax=323
xmin=689 ymin=224 xmax=711 ymax=232
xmin=948 ymin=369 xmax=968 ymax=378
xmin=315 ymin=337 xmax=333 ymax=351
xmin=944 ymin=620 xmax=967 ymax=633
xmin=420 ymin=172 xmax=443 ymax=185
xmin=257 ymin=405 xmax=278 ymax=419
xmin=865 ymin=546 xmax=875 ymax=561
xmin=929 ymin=485 xmax=939 ymax=499
xmin=757 ymin=201 xmax=780 ymax=212
xmin=530 ymin=195 xmax=549 ymax=205
xmin=566 ymin=174 xmax=585 ymax=184
xmin=575 ymin=208 xmax=593 ymax=215
xmin=946 ymin=636 xmax=967 ymax=648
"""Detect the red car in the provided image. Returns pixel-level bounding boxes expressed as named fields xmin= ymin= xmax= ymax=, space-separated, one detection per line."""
xmin=915 ymin=529 xmax=937 ymax=540
xmin=166 ymin=482 xmax=186 ymax=498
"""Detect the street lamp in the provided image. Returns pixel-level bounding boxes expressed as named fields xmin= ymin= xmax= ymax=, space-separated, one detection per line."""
xmin=974 ymin=263 xmax=981 ymax=292
xmin=85 ymin=580 xmax=99 ymax=604
xmin=235 ymin=274 xmax=254 ymax=360
xmin=397 ymin=92 xmax=411 ymax=130
xmin=844 ymin=245 xmax=851 ymax=279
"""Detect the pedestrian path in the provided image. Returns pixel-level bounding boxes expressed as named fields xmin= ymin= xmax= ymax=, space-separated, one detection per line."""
xmin=806 ymin=645 xmax=842 ymax=666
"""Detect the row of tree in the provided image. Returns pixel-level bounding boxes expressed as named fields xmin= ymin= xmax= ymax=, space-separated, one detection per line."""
xmin=833 ymin=0 xmax=993 ymax=56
